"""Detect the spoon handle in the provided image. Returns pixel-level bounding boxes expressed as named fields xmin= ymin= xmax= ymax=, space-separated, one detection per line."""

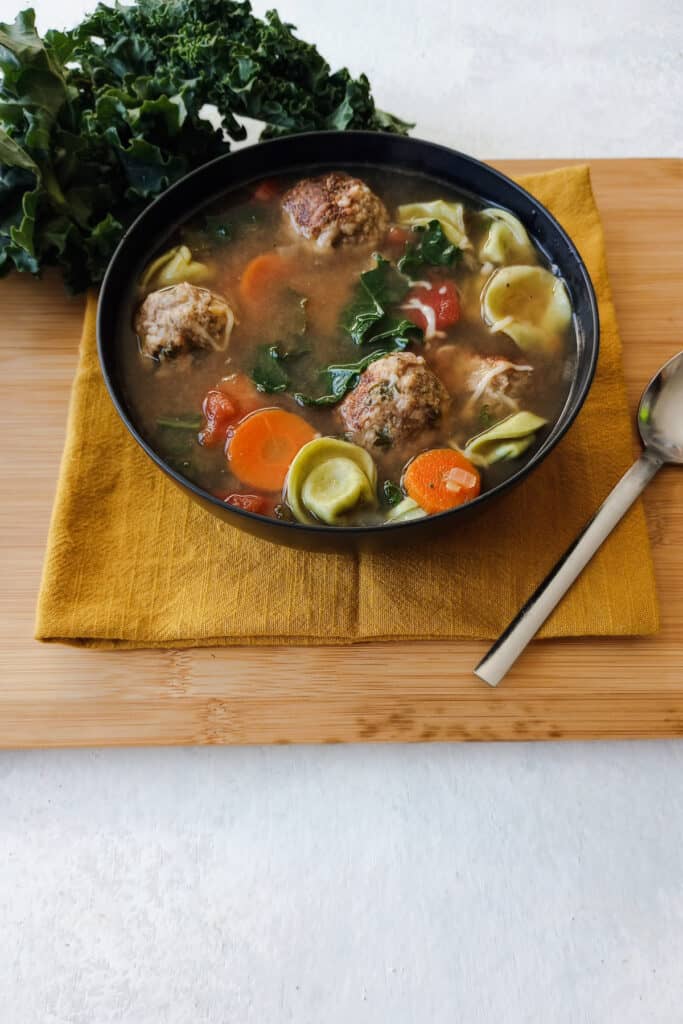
xmin=474 ymin=451 xmax=663 ymax=687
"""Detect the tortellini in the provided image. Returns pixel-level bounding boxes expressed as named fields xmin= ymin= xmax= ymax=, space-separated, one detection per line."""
xmin=140 ymin=245 xmax=213 ymax=293
xmin=478 ymin=209 xmax=536 ymax=265
xmin=463 ymin=411 xmax=548 ymax=467
xmin=397 ymin=200 xmax=471 ymax=249
xmin=481 ymin=265 xmax=572 ymax=355
xmin=385 ymin=496 xmax=426 ymax=523
xmin=285 ymin=438 xmax=377 ymax=525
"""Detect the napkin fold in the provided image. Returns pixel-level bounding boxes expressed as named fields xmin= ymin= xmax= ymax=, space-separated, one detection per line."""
xmin=36 ymin=164 xmax=659 ymax=647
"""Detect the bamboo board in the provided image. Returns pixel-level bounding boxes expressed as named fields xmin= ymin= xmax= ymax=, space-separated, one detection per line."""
xmin=1 ymin=158 xmax=682 ymax=747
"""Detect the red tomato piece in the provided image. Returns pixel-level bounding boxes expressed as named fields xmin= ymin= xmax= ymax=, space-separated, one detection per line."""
xmin=252 ymin=179 xmax=280 ymax=201
xmin=199 ymin=391 xmax=237 ymax=447
xmin=222 ymin=493 xmax=269 ymax=514
xmin=386 ymin=224 xmax=412 ymax=247
xmin=403 ymin=280 xmax=461 ymax=334
xmin=199 ymin=375 xmax=265 ymax=448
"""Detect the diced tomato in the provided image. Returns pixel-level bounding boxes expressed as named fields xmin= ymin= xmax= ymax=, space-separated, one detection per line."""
xmin=386 ymin=224 xmax=412 ymax=247
xmin=252 ymin=178 xmax=280 ymax=202
xmin=222 ymin=493 xmax=270 ymax=514
xmin=403 ymin=280 xmax=461 ymax=334
xmin=199 ymin=374 xmax=265 ymax=448
xmin=199 ymin=391 xmax=238 ymax=447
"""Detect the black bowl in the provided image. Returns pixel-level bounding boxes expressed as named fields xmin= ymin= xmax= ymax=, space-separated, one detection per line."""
xmin=98 ymin=131 xmax=599 ymax=552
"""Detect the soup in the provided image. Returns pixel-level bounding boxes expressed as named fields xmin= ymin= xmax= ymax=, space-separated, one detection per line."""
xmin=121 ymin=167 xmax=575 ymax=527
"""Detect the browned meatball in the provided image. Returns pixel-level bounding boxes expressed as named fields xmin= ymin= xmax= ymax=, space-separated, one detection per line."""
xmin=282 ymin=172 xmax=389 ymax=250
xmin=431 ymin=344 xmax=533 ymax=426
xmin=134 ymin=282 xmax=234 ymax=361
xmin=338 ymin=352 xmax=449 ymax=451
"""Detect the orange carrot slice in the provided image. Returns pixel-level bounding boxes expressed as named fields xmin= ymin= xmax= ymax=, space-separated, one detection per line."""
xmin=227 ymin=408 xmax=317 ymax=492
xmin=403 ymin=448 xmax=480 ymax=514
xmin=239 ymin=251 xmax=290 ymax=305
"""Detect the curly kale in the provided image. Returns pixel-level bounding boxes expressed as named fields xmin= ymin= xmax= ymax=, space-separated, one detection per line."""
xmin=0 ymin=2 xmax=411 ymax=291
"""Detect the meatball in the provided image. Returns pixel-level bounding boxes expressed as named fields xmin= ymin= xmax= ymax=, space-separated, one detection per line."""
xmin=431 ymin=344 xmax=533 ymax=426
xmin=134 ymin=282 xmax=234 ymax=362
xmin=338 ymin=352 xmax=449 ymax=451
xmin=282 ymin=172 xmax=389 ymax=250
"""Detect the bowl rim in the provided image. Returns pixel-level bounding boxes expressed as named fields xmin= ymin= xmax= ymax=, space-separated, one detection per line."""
xmin=97 ymin=129 xmax=600 ymax=537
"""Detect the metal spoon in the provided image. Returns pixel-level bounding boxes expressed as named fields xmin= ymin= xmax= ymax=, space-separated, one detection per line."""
xmin=475 ymin=350 xmax=683 ymax=687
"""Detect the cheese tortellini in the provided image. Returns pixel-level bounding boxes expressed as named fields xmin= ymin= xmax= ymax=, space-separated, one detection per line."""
xmin=285 ymin=438 xmax=378 ymax=525
xmin=385 ymin=496 xmax=426 ymax=523
xmin=478 ymin=209 xmax=536 ymax=265
xmin=140 ymin=245 xmax=213 ymax=293
xmin=481 ymin=265 xmax=572 ymax=355
xmin=463 ymin=411 xmax=548 ymax=467
xmin=397 ymin=199 xmax=471 ymax=249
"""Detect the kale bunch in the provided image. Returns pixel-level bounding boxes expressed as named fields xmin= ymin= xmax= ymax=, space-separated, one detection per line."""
xmin=0 ymin=2 xmax=410 ymax=291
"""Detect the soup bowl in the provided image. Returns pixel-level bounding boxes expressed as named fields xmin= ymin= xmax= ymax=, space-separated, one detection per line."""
xmin=98 ymin=131 xmax=599 ymax=552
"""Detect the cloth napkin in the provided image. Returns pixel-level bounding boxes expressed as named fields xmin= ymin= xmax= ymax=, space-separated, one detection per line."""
xmin=35 ymin=164 xmax=659 ymax=647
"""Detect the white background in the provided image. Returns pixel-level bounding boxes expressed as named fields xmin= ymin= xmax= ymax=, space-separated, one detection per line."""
xmin=2 ymin=1 xmax=683 ymax=1021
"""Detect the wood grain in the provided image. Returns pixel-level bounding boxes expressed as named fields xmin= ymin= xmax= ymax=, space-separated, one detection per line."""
xmin=1 ymin=158 xmax=682 ymax=747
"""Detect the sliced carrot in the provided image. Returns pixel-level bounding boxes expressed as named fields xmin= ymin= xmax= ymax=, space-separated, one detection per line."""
xmin=403 ymin=448 xmax=480 ymax=514
xmin=239 ymin=251 xmax=290 ymax=305
xmin=227 ymin=408 xmax=317 ymax=492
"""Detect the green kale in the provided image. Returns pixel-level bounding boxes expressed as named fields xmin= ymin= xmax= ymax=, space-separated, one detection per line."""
xmin=251 ymin=344 xmax=291 ymax=394
xmin=156 ymin=414 xmax=202 ymax=429
xmin=251 ymin=339 xmax=311 ymax=393
xmin=295 ymin=256 xmax=423 ymax=406
xmin=341 ymin=255 xmax=422 ymax=347
xmin=294 ymin=343 xmax=408 ymax=407
xmin=397 ymin=220 xmax=461 ymax=279
xmin=0 ymin=2 xmax=411 ymax=291
xmin=156 ymin=416 xmax=199 ymax=473
xmin=382 ymin=480 xmax=403 ymax=506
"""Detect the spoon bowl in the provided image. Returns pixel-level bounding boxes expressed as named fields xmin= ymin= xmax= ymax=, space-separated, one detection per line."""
xmin=637 ymin=350 xmax=683 ymax=463
xmin=476 ymin=350 xmax=683 ymax=686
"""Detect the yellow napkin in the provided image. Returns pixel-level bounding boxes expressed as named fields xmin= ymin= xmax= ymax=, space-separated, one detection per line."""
xmin=35 ymin=165 xmax=659 ymax=647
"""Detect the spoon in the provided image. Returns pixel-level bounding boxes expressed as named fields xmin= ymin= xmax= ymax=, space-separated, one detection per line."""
xmin=475 ymin=350 xmax=683 ymax=687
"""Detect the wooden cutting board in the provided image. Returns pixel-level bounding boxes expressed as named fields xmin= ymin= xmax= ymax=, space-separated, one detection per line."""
xmin=1 ymin=158 xmax=682 ymax=748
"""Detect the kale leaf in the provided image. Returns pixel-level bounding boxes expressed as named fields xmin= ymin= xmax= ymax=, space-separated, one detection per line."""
xmin=397 ymin=220 xmax=461 ymax=279
xmin=294 ymin=340 xmax=410 ymax=407
xmin=156 ymin=414 xmax=202 ymax=429
xmin=295 ymin=255 xmax=423 ymax=406
xmin=382 ymin=480 xmax=403 ymax=506
xmin=341 ymin=255 xmax=422 ymax=347
xmin=0 ymin=2 xmax=411 ymax=291
xmin=251 ymin=344 xmax=291 ymax=394
xmin=251 ymin=340 xmax=311 ymax=394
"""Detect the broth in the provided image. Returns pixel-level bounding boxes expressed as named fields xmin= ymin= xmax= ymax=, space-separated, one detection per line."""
xmin=120 ymin=166 xmax=575 ymax=527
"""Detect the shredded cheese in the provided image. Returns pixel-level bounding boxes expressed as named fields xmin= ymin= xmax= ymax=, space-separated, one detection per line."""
xmin=460 ymin=360 xmax=533 ymax=417
xmin=399 ymin=298 xmax=446 ymax=341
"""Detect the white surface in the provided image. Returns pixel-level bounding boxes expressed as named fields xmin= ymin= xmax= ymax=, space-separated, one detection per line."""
xmin=17 ymin=0 xmax=683 ymax=156
xmin=3 ymin=0 xmax=683 ymax=1021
